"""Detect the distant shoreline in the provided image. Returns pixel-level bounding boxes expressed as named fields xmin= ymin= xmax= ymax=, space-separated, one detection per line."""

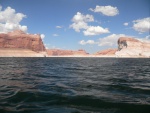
xmin=0 ymin=48 xmax=149 ymax=58
xmin=0 ymin=56 xmax=149 ymax=58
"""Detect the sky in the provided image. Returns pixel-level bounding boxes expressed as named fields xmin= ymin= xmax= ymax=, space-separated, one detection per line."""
xmin=0 ymin=0 xmax=150 ymax=53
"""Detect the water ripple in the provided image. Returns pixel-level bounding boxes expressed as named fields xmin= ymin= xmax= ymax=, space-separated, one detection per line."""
xmin=0 ymin=58 xmax=150 ymax=113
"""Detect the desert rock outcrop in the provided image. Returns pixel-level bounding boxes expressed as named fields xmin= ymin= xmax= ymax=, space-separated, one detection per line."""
xmin=46 ymin=49 xmax=89 ymax=56
xmin=0 ymin=30 xmax=150 ymax=58
xmin=0 ymin=30 xmax=45 ymax=52
xmin=0 ymin=30 xmax=46 ymax=57
xmin=115 ymin=37 xmax=150 ymax=57
xmin=94 ymin=49 xmax=117 ymax=57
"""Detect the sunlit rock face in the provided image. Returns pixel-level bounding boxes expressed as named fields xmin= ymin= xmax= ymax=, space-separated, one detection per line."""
xmin=0 ymin=31 xmax=150 ymax=58
xmin=0 ymin=30 xmax=46 ymax=57
xmin=46 ymin=49 xmax=89 ymax=56
xmin=0 ymin=30 xmax=45 ymax=52
xmin=116 ymin=37 xmax=150 ymax=58
xmin=94 ymin=49 xmax=117 ymax=57
xmin=0 ymin=48 xmax=45 ymax=57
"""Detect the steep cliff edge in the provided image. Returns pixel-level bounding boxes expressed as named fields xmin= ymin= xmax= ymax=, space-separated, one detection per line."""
xmin=46 ymin=49 xmax=89 ymax=56
xmin=0 ymin=30 xmax=46 ymax=57
xmin=115 ymin=37 xmax=150 ymax=57
xmin=0 ymin=30 xmax=45 ymax=52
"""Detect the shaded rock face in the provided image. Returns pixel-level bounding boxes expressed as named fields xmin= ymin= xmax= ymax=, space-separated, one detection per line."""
xmin=0 ymin=30 xmax=45 ymax=52
xmin=116 ymin=37 xmax=150 ymax=57
xmin=94 ymin=49 xmax=117 ymax=56
xmin=117 ymin=37 xmax=139 ymax=50
xmin=46 ymin=49 xmax=89 ymax=56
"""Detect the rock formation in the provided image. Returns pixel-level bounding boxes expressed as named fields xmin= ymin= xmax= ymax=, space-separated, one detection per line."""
xmin=0 ymin=30 xmax=45 ymax=52
xmin=115 ymin=37 xmax=150 ymax=57
xmin=94 ymin=49 xmax=117 ymax=57
xmin=93 ymin=37 xmax=150 ymax=58
xmin=0 ymin=30 xmax=46 ymax=57
xmin=46 ymin=49 xmax=89 ymax=56
xmin=0 ymin=30 xmax=150 ymax=58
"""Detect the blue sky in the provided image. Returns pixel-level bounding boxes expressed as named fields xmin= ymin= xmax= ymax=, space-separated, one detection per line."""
xmin=0 ymin=0 xmax=150 ymax=53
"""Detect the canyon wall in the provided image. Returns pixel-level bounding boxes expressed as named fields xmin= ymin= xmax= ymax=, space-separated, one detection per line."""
xmin=0 ymin=30 xmax=45 ymax=52
xmin=0 ymin=30 xmax=46 ymax=57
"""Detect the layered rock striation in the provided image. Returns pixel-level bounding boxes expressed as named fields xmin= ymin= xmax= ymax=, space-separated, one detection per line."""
xmin=116 ymin=37 xmax=150 ymax=57
xmin=0 ymin=30 xmax=46 ymax=57
xmin=0 ymin=30 xmax=45 ymax=52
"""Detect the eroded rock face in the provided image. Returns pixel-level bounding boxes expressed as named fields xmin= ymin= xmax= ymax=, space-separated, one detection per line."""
xmin=46 ymin=49 xmax=89 ymax=56
xmin=94 ymin=37 xmax=150 ymax=58
xmin=117 ymin=37 xmax=139 ymax=50
xmin=94 ymin=49 xmax=117 ymax=56
xmin=0 ymin=30 xmax=45 ymax=52
xmin=116 ymin=37 xmax=150 ymax=57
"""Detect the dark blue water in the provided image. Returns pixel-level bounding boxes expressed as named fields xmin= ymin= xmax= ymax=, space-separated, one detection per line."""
xmin=0 ymin=58 xmax=150 ymax=113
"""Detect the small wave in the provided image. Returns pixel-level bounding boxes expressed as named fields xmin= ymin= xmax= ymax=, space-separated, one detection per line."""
xmin=0 ymin=58 xmax=150 ymax=113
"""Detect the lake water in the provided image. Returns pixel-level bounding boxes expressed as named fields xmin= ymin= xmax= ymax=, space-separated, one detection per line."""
xmin=0 ymin=58 xmax=150 ymax=113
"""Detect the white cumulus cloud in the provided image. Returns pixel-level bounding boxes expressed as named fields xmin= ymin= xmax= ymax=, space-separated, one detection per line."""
xmin=72 ymin=12 xmax=94 ymax=23
xmin=70 ymin=12 xmax=93 ymax=32
xmin=79 ymin=34 xmax=128 ymax=47
xmin=136 ymin=35 xmax=150 ymax=43
xmin=83 ymin=26 xmax=110 ymax=36
xmin=79 ymin=40 xmax=96 ymax=45
xmin=40 ymin=34 xmax=45 ymax=39
xmin=70 ymin=21 xmax=88 ymax=32
xmin=133 ymin=17 xmax=150 ymax=33
xmin=0 ymin=5 xmax=27 ymax=33
xmin=89 ymin=5 xmax=119 ymax=16
xmin=70 ymin=12 xmax=110 ymax=36
xmin=124 ymin=22 xmax=129 ymax=26
xmin=98 ymin=34 xmax=127 ymax=46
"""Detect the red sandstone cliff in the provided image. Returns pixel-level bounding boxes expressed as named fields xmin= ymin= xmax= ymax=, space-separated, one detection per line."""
xmin=46 ymin=49 xmax=89 ymax=56
xmin=0 ymin=30 xmax=149 ymax=58
xmin=94 ymin=49 xmax=117 ymax=56
xmin=0 ymin=30 xmax=45 ymax=52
